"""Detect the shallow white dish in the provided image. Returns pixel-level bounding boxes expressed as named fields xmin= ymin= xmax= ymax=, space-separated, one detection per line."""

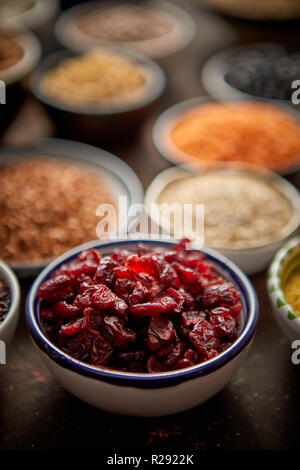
xmin=145 ymin=165 xmax=300 ymax=275
xmin=26 ymin=238 xmax=258 ymax=416
xmin=0 ymin=260 xmax=20 ymax=346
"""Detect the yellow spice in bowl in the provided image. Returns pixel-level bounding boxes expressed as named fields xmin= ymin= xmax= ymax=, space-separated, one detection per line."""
xmin=284 ymin=267 xmax=300 ymax=316
xmin=40 ymin=50 xmax=147 ymax=108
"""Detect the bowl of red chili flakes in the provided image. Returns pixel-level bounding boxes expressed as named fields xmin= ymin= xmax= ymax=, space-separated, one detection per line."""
xmin=26 ymin=238 xmax=258 ymax=416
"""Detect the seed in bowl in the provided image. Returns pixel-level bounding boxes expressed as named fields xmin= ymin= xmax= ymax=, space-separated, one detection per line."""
xmin=0 ymin=158 xmax=115 ymax=265
xmin=38 ymin=239 xmax=242 ymax=373
xmin=40 ymin=50 xmax=147 ymax=108
xmin=76 ymin=5 xmax=173 ymax=42
xmin=284 ymin=267 xmax=300 ymax=317
xmin=0 ymin=278 xmax=10 ymax=323
xmin=170 ymin=102 xmax=300 ymax=173
xmin=156 ymin=171 xmax=294 ymax=249
xmin=0 ymin=30 xmax=24 ymax=72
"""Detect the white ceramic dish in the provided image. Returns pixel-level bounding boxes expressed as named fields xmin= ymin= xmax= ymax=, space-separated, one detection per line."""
xmin=0 ymin=138 xmax=144 ymax=278
xmin=145 ymin=165 xmax=300 ymax=275
xmin=26 ymin=238 xmax=258 ymax=417
xmin=152 ymin=95 xmax=300 ymax=177
xmin=201 ymin=44 xmax=293 ymax=106
xmin=55 ymin=0 xmax=196 ymax=59
xmin=0 ymin=260 xmax=20 ymax=345
xmin=268 ymin=236 xmax=300 ymax=342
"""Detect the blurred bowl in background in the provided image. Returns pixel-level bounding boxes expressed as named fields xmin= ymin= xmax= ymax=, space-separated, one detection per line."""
xmin=0 ymin=138 xmax=144 ymax=278
xmin=55 ymin=0 xmax=196 ymax=60
xmin=29 ymin=48 xmax=166 ymax=144
xmin=145 ymin=164 xmax=300 ymax=275
xmin=0 ymin=0 xmax=59 ymax=45
xmin=0 ymin=260 xmax=20 ymax=345
xmin=196 ymin=0 xmax=300 ymax=21
xmin=152 ymin=96 xmax=300 ymax=176
xmin=268 ymin=236 xmax=300 ymax=341
xmin=0 ymin=27 xmax=41 ymax=136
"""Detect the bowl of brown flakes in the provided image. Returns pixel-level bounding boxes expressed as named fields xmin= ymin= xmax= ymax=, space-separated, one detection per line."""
xmin=0 ymin=138 xmax=144 ymax=277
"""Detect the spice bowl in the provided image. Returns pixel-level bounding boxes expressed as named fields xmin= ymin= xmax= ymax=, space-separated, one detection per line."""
xmin=0 ymin=138 xmax=144 ymax=278
xmin=0 ymin=260 xmax=20 ymax=345
xmin=54 ymin=0 xmax=196 ymax=60
xmin=201 ymin=44 xmax=299 ymax=107
xmin=29 ymin=48 xmax=166 ymax=143
xmin=145 ymin=165 xmax=300 ymax=275
xmin=26 ymin=238 xmax=258 ymax=417
xmin=268 ymin=236 xmax=300 ymax=342
xmin=0 ymin=28 xmax=41 ymax=135
xmin=152 ymin=96 xmax=300 ymax=176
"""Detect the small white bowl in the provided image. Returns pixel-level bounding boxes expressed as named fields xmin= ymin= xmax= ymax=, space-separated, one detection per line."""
xmin=26 ymin=238 xmax=258 ymax=417
xmin=145 ymin=165 xmax=300 ymax=275
xmin=55 ymin=0 xmax=196 ymax=59
xmin=268 ymin=236 xmax=300 ymax=342
xmin=0 ymin=260 xmax=20 ymax=345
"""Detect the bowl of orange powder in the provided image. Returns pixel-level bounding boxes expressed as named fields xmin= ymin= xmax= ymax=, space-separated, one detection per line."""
xmin=153 ymin=97 xmax=300 ymax=175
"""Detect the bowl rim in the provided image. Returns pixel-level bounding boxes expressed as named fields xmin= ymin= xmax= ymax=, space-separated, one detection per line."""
xmin=0 ymin=28 xmax=41 ymax=86
xmin=0 ymin=0 xmax=59 ymax=30
xmin=0 ymin=260 xmax=20 ymax=332
xmin=26 ymin=238 xmax=259 ymax=388
xmin=152 ymin=95 xmax=300 ymax=177
xmin=201 ymin=42 xmax=294 ymax=106
xmin=268 ymin=235 xmax=300 ymax=323
xmin=145 ymin=163 xmax=300 ymax=252
xmin=54 ymin=0 xmax=196 ymax=59
xmin=0 ymin=137 xmax=144 ymax=277
xmin=29 ymin=47 xmax=166 ymax=116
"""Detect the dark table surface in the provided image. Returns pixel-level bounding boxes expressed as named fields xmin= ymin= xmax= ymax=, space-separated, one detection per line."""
xmin=1 ymin=0 xmax=300 ymax=452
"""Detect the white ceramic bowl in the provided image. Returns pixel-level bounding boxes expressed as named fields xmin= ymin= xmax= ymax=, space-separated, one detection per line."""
xmin=152 ymin=96 xmax=300 ymax=176
xmin=268 ymin=236 xmax=300 ymax=342
xmin=55 ymin=0 xmax=196 ymax=59
xmin=26 ymin=238 xmax=258 ymax=417
xmin=145 ymin=165 xmax=300 ymax=275
xmin=0 ymin=260 xmax=20 ymax=345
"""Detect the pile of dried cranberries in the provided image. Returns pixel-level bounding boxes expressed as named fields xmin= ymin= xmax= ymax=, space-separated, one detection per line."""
xmin=39 ymin=240 xmax=242 ymax=373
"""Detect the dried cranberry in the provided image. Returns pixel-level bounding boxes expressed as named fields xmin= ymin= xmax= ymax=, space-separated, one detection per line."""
xmin=147 ymin=315 xmax=175 ymax=350
xmin=210 ymin=307 xmax=236 ymax=338
xmin=182 ymin=310 xmax=206 ymax=327
xmin=190 ymin=319 xmax=219 ymax=356
xmin=130 ymin=296 xmax=178 ymax=316
xmin=91 ymin=284 xmax=115 ymax=310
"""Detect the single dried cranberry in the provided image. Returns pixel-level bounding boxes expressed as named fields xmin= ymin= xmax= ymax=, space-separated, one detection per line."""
xmin=152 ymin=256 xmax=181 ymax=288
xmin=130 ymin=296 xmax=178 ymax=317
xmin=230 ymin=304 xmax=242 ymax=321
xmin=147 ymin=315 xmax=175 ymax=350
xmin=125 ymin=254 xmax=155 ymax=275
xmin=184 ymin=348 xmax=198 ymax=363
xmin=56 ymin=301 xmax=81 ymax=319
xmin=176 ymin=358 xmax=194 ymax=369
xmin=172 ymin=262 xmax=201 ymax=293
xmin=103 ymin=316 xmax=136 ymax=348
xmin=60 ymin=318 xmax=84 ymax=336
xmin=90 ymin=334 xmax=113 ymax=366
xmin=182 ymin=310 xmax=206 ymax=327
xmin=210 ymin=307 xmax=236 ymax=338
xmin=190 ymin=319 xmax=219 ymax=356
xmin=91 ymin=284 xmax=115 ymax=310
xmin=38 ymin=274 xmax=75 ymax=302
xmin=128 ymin=281 xmax=147 ymax=305
xmin=147 ymin=355 xmax=164 ymax=373
xmin=164 ymin=340 xmax=185 ymax=368
xmin=119 ymin=351 xmax=144 ymax=361
xmin=94 ymin=257 xmax=119 ymax=286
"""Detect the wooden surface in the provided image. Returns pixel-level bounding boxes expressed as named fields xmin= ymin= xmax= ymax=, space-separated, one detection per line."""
xmin=0 ymin=0 xmax=300 ymax=451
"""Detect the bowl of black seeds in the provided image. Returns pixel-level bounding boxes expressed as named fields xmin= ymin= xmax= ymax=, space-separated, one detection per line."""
xmin=202 ymin=43 xmax=300 ymax=105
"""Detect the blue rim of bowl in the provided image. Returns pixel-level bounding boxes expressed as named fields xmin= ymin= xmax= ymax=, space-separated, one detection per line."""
xmin=26 ymin=239 xmax=259 ymax=389
xmin=29 ymin=47 xmax=166 ymax=116
xmin=153 ymin=95 xmax=300 ymax=177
